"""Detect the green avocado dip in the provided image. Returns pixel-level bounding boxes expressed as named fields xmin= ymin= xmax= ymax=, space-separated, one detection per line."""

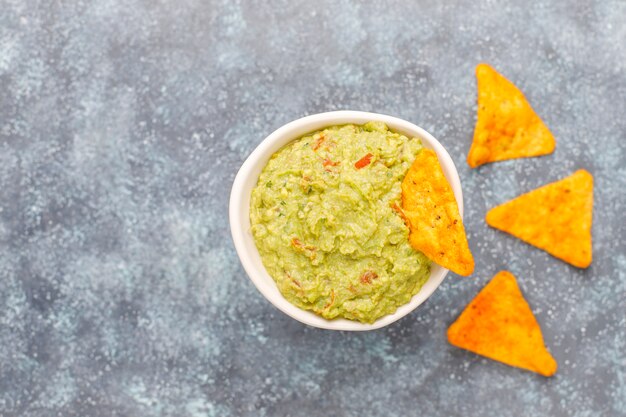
xmin=250 ymin=122 xmax=431 ymax=323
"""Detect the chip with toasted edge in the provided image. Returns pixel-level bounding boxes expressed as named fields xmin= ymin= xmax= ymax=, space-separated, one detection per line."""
xmin=467 ymin=63 xmax=556 ymax=168
xmin=486 ymin=170 xmax=593 ymax=268
xmin=401 ymin=149 xmax=474 ymax=276
xmin=447 ymin=271 xmax=558 ymax=376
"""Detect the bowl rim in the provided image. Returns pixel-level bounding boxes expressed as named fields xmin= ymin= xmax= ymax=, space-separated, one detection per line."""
xmin=229 ymin=110 xmax=463 ymax=331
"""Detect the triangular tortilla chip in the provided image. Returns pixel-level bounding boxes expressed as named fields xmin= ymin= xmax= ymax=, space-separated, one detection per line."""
xmin=486 ymin=170 xmax=593 ymax=268
xmin=467 ymin=63 xmax=556 ymax=168
xmin=447 ymin=271 xmax=557 ymax=376
xmin=401 ymin=149 xmax=474 ymax=276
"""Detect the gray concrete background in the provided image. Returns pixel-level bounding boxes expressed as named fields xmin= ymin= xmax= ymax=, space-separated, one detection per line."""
xmin=0 ymin=0 xmax=624 ymax=416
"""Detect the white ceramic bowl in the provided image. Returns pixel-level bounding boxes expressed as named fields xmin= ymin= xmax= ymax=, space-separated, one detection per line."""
xmin=229 ymin=111 xmax=463 ymax=331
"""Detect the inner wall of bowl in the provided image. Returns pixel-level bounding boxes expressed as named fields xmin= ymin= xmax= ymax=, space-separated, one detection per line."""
xmin=233 ymin=111 xmax=461 ymax=331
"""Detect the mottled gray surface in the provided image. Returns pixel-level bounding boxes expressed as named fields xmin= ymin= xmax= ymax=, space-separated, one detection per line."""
xmin=0 ymin=0 xmax=624 ymax=416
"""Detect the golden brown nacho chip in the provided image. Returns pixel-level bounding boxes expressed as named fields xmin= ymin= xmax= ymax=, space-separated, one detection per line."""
xmin=467 ymin=63 xmax=556 ymax=168
xmin=486 ymin=170 xmax=593 ymax=268
xmin=447 ymin=271 xmax=558 ymax=376
xmin=401 ymin=149 xmax=474 ymax=276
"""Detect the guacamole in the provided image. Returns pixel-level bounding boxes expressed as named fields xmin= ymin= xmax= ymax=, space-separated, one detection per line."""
xmin=250 ymin=122 xmax=431 ymax=323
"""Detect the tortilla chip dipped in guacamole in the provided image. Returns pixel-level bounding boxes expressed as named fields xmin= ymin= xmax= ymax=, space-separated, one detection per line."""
xmin=250 ymin=122 xmax=432 ymax=323
xmin=486 ymin=170 xmax=593 ymax=268
xmin=467 ymin=63 xmax=555 ymax=168
xmin=447 ymin=271 xmax=558 ymax=377
xmin=401 ymin=149 xmax=474 ymax=276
